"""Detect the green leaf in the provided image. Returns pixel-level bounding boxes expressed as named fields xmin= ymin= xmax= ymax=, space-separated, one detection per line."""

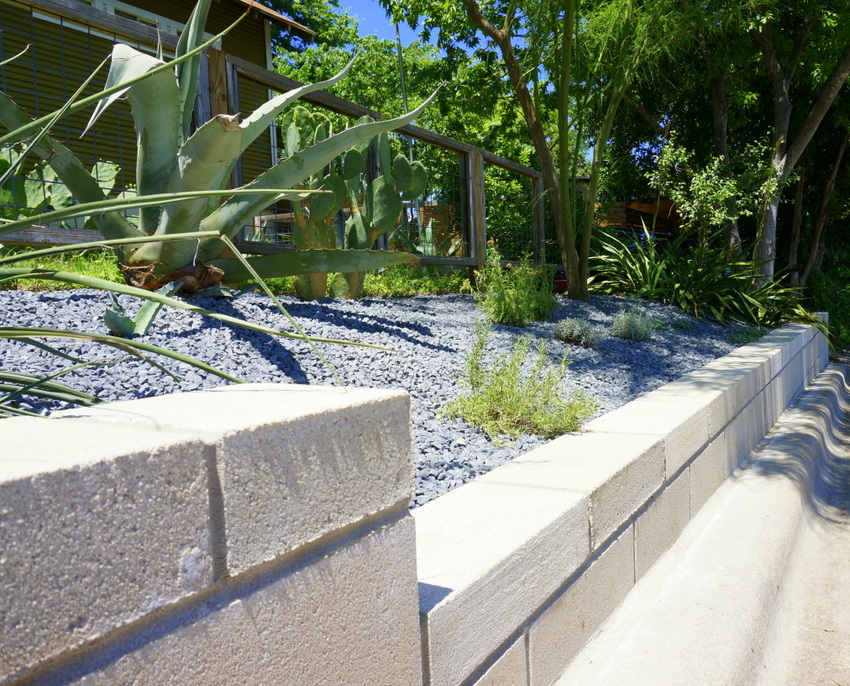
xmin=175 ymin=0 xmax=213 ymax=138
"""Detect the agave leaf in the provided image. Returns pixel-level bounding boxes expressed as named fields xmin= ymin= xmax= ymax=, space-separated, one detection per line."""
xmin=0 ymin=269 xmax=377 ymax=348
xmin=0 ymin=231 xmax=221 ymax=265
xmin=0 ymin=188 xmax=317 ymax=238
xmin=210 ymin=248 xmax=417 ymax=282
xmin=158 ymin=114 xmax=244 ymax=238
xmin=85 ymin=45 xmax=182 ymax=233
xmin=197 ymin=88 xmax=439 ymax=259
xmin=238 ymin=54 xmax=359 ymax=155
xmin=0 ymin=367 xmax=104 ymax=406
xmin=1 ymin=14 xmax=241 ymax=149
xmin=0 ymin=326 xmax=242 ymax=383
xmin=175 ymin=0 xmax=213 ymax=138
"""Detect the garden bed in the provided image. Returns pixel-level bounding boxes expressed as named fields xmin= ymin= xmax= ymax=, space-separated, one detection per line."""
xmin=0 ymin=289 xmax=754 ymax=506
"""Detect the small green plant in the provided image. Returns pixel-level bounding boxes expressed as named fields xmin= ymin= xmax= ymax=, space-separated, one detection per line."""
xmin=552 ymin=318 xmax=600 ymax=347
xmin=477 ymin=246 xmax=556 ymax=327
xmin=726 ymin=325 xmax=766 ymax=345
xmin=610 ymin=309 xmax=653 ymax=341
xmin=442 ymin=320 xmax=599 ymax=441
xmin=672 ymin=318 xmax=695 ymax=330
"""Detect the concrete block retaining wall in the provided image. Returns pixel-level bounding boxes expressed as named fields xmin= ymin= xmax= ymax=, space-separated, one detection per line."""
xmin=0 ymin=322 xmax=828 ymax=685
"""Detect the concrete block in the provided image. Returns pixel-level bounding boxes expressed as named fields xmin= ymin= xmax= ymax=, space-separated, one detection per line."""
xmin=689 ymin=436 xmax=726 ymax=515
xmin=75 ymin=518 xmax=422 ymax=686
xmin=485 ymin=431 xmax=663 ymax=550
xmin=586 ymin=394 xmax=708 ymax=480
xmin=60 ymin=384 xmax=413 ymax=575
xmin=0 ymin=416 xmax=211 ymax=680
xmin=634 ymin=469 xmax=690 ymax=580
xmin=415 ymin=478 xmax=588 ymax=686
xmin=472 ymin=635 xmax=528 ymax=686
xmin=527 ymin=526 xmax=635 ymax=686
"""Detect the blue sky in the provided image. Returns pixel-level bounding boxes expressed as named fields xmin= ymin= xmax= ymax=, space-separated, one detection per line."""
xmin=342 ymin=0 xmax=421 ymax=45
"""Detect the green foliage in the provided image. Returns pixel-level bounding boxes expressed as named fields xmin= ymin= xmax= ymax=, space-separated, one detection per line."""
xmin=646 ymin=141 xmax=780 ymax=237
xmin=442 ymin=320 xmax=599 ymax=441
xmin=275 ymin=105 xmax=429 ymax=300
xmin=477 ymin=247 xmax=556 ymax=327
xmin=0 ymin=248 xmax=122 ymax=290
xmin=609 ymin=309 xmax=653 ymax=341
xmin=726 ymin=325 xmax=766 ymax=345
xmin=807 ymin=268 xmax=850 ymax=350
xmin=591 ymin=229 xmax=819 ymax=327
xmin=552 ymin=318 xmax=600 ymax=348
xmin=361 ymin=264 xmax=468 ymax=297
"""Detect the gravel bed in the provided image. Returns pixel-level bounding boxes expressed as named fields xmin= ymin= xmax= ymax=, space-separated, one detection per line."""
xmin=0 ymin=289 xmax=749 ymax=507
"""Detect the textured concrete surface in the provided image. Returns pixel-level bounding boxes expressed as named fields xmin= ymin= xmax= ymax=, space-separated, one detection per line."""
xmin=58 ymin=384 xmax=413 ymax=575
xmin=527 ymin=526 xmax=635 ymax=686
xmin=554 ymin=363 xmax=850 ymax=686
xmin=76 ymin=519 xmax=422 ymax=686
xmin=0 ymin=418 xmax=211 ymax=680
xmin=472 ymin=635 xmax=528 ymax=686
xmin=486 ymin=431 xmax=664 ymax=549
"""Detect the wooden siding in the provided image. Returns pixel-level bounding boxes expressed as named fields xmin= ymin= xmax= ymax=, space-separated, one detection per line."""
xmin=0 ymin=1 xmax=139 ymax=195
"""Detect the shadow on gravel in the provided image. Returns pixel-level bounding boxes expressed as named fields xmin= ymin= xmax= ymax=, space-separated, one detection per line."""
xmin=192 ymin=299 xmax=310 ymax=383
xmin=750 ymin=364 xmax=850 ymax=523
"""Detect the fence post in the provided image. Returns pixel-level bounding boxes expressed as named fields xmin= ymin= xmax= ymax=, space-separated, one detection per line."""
xmin=468 ymin=147 xmax=487 ymax=271
xmin=207 ymin=48 xmax=230 ymax=117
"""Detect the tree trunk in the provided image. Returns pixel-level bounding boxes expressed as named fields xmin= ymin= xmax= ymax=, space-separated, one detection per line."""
xmin=788 ymin=170 xmax=805 ymax=284
xmin=459 ymin=0 xmax=584 ymax=299
xmin=800 ymin=129 xmax=849 ymax=285
xmin=750 ymin=22 xmax=850 ymax=282
xmin=709 ymin=71 xmax=742 ymax=254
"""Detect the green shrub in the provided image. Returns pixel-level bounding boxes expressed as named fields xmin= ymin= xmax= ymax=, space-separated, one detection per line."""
xmin=553 ymin=318 xmax=600 ymax=347
xmin=610 ymin=309 xmax=653 ymax=341
xmin=591 ymin=229 xmax=818 ymax=327
xmin=477 ymin=246 xmax=556 ymax=327
xmin=442 ymin=320 xmax=599 ymax=441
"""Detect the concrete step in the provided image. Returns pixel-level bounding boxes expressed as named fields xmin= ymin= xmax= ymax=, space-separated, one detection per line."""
xmin=554 ymin=363 xmax=850 ymax=686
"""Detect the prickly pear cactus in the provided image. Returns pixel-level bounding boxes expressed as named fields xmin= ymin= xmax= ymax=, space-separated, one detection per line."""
xmin=332 ymin=131 xmax=428 ymax=299
xmin=279 ymin=108 xmax=428 ymax=300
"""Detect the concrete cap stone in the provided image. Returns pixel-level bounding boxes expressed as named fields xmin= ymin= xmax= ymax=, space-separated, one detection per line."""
xmin=485 ymin=431 xmax=664 ymax=549
xmin=415 ymin=477 xmax=588 ymax=686
xmin=0 ymin=415 xmax=212 ymax=680
xmin=585 ymin=393 xmax=709 ymax=479
xmin=58 ymin=384 xmax=413 ymax=575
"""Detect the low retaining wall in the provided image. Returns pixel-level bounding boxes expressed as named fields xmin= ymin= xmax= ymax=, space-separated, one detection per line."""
xmin=0 ymin=321 xmax=828 ymax=685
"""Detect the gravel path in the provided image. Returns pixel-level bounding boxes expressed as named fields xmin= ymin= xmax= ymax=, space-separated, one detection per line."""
xmin=0 ymin=289 xmax=749 ymax=506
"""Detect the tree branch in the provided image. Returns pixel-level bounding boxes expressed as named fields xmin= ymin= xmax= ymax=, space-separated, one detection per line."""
xmin=785 ymin=45 xmax=850 ymax=173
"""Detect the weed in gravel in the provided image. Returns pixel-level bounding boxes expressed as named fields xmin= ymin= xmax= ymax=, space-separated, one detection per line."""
xmin=610 ymin=309 xmax=653 ymax=341
xmin=442 ymin=320 xmax=599 ymax=441
xmin=553 ymin=318 xmax=600 ymax=348
xmin=476 ymin=246 xmax=556 ymax=327
xmin=672 ymin=318 xmax=695 ymax=330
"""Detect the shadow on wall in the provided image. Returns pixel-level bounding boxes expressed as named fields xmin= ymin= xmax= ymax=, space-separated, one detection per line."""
xmin=750 ymin=364 xmax=850 ymax=522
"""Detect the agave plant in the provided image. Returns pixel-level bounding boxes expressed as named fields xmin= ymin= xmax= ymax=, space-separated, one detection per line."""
xmin=0 ymin=0 xmax=434 ymax=295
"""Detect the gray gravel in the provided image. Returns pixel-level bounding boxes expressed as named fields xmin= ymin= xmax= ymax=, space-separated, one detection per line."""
xmin=0 ymin=289 xmax=748 ymax=506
